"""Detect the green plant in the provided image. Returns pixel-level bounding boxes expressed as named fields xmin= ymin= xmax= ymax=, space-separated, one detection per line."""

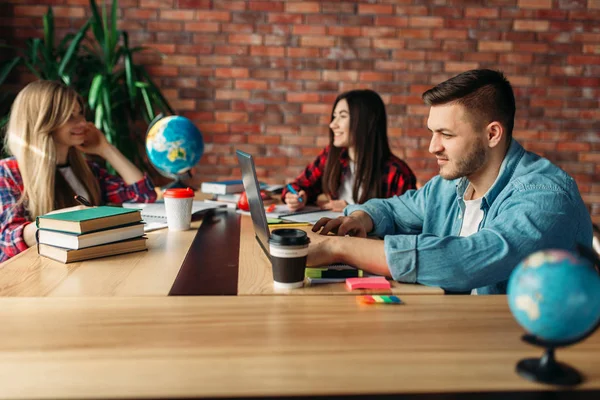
xmin=82 ymin=0 xmax=174 ymax=166
xmin=0 ymin=0 xmax=174 ymax=169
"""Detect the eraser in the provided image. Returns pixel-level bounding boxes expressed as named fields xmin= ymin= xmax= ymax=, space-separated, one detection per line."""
xmin=346 ymin=276 xmax=391 ymax=290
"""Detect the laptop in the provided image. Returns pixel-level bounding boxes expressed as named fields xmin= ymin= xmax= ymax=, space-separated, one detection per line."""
xmin=236 ymin=150 xmax=273 ymax=259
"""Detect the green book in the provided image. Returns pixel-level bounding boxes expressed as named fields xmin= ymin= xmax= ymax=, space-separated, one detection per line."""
xmin=36 ymin=206 xmax=142 ymax=234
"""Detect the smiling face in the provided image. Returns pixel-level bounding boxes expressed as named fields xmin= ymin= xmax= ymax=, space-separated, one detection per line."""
xmin=52 ymin=101 xmax=87 ymax=150
xmin=329 ymin=99 xmax=351 ymax=149
xmin=427 ymin=103 xmax=488 ymax=181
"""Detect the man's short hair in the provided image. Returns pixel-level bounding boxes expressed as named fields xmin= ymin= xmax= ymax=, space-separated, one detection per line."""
xmin=422 ymin=69 xmax=516 ymax=140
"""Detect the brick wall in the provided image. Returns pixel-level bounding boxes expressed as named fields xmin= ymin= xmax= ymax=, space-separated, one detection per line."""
xmin=2 ymin=0 xmax=600 ymax=222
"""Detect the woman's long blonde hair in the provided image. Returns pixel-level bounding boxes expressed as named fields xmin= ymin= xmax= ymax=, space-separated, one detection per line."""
xmin=4 ymin=80 xmax=101 ymax=219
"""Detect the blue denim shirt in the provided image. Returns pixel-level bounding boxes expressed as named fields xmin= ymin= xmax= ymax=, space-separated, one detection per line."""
xmin=345 ymin=139 xmax=593 ymax=294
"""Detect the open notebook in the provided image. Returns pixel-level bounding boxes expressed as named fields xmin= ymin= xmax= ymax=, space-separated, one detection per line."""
xmin=123 ymin=201 xmax=226 ymax=231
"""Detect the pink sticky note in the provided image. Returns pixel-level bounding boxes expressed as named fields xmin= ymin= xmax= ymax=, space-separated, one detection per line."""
xmin=346 ymin=277 xmax=391 ymax=290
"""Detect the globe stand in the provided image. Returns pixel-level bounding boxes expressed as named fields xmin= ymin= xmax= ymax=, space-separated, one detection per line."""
xmin=160 ymin=171 xmax=196 ymax=191
xmin=516 ymin=335 xmax=582 ymax=386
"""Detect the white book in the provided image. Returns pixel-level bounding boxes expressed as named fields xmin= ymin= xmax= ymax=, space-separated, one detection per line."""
xmin=200 ymin=180 xmax=245 ymax=195
xmin=38 ymin=223 xmax=145 ymax=250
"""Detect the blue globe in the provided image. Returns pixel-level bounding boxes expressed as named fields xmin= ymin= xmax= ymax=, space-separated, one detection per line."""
xmin=145 ymin=115 xmax=204 ymax=178
xmin=508 ymin=249 xmax=600 ymax=342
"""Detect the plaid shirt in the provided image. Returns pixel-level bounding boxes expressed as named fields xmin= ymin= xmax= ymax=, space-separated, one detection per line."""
xmin=0 ymin=157 xmax=157 ymax=263
xmin=282 ymin=146 xmax=416 ymax=204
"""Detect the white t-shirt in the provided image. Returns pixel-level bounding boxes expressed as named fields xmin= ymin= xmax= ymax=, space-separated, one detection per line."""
xmin=459 ymin=185 xmax=484 ymax=295
xmin=337 ymin=162 xmax=361 ymax=205
xmin=58 ymin=165 xmax=90 ymax=200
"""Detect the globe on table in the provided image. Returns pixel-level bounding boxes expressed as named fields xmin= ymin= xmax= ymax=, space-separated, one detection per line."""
xmin=146 ymin=115 xmax=204 ymax=189
xmin=508 ymin=248 xmax=600 ymax=385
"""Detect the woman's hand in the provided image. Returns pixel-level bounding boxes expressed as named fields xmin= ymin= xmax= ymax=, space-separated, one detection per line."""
xmin=75 ymin=122 xmax=111 ymax=157
xmin=284 ymin=190 xmax=307 ymax=212
xmin=320 ymin=199 xmax=348 ymax=212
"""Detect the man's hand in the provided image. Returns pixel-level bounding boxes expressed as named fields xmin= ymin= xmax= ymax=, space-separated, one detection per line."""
xmin=307 ymin=237 xmax=339 ymax=267
xmin=312 ymin=211 xmax=374 ymax=237
xmin=284 ymin=189 xmax=307 ymax=212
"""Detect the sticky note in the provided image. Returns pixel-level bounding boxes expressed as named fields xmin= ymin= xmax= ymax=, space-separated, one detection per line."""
xmin=346 ymin=276 xmax=391 ymax=290
xmin=357 ymin=295 xmax=402 ymax=305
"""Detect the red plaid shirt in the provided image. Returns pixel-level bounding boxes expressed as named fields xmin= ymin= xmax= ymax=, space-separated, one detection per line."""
xmin=282 ymin=146 xmax=416 ymax=204
xmin=0 ymin=157 xmax=157 ymax=263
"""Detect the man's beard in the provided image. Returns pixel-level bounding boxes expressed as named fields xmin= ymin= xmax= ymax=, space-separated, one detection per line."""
xmin=439 ymin=139 xmax=487 ymax=181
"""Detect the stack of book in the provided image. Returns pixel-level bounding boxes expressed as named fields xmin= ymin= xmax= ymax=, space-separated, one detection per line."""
xmin=36 ymin=206 xmax=147 ymax=263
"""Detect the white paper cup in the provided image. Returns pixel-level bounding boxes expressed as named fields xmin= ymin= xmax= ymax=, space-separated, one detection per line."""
xmin=163 ymin=188 xmax=194 ymax=231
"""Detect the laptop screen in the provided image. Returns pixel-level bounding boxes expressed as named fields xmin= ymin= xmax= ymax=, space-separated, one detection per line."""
xmin=236 ymin=150 xmax=271 ymax=258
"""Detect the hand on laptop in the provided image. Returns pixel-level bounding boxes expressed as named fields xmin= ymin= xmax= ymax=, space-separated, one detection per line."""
xmin=312 ymin=211 xmax=373 ymax=237
xmin=284 ymin=189 xmax=307 ymax=212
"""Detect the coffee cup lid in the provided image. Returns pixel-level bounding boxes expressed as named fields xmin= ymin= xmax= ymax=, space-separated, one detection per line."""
xmin=269 ymin=228 xmax=310 ymax=246
xmin=163 ymin=187 xmax=194 ymax=198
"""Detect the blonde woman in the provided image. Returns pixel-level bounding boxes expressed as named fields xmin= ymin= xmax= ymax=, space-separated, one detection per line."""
xmin=0 ymin=80 xmax=157 ymax=262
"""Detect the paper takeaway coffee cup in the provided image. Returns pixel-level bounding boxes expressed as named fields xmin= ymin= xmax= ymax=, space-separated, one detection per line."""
xmin=163 ymin=187 xmax=194 ymax=231
xmin=269 ymin=228 xmax=310 ymax=289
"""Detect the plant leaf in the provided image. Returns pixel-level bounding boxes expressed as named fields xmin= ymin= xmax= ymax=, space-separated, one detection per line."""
xmin=0 ymin=57 xmax=22 ymax=86
xmin=139 ymin=86 xmax=154 ymax=121
xmin=110 ymin=0 xmax=119 ymax=63
xmin=43 ymin=7 xmax=54 ymax=63
xmin=89 ymin=0 xmax=105 ymax=55
xmin=88 ymin=74 xmax=104 ymax=108
xmin=58 ymin=19 xmax=91 ymax=78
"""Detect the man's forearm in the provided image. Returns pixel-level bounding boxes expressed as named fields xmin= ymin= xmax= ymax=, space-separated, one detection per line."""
xmin=334 ymin=237 xmax=391 ymax=277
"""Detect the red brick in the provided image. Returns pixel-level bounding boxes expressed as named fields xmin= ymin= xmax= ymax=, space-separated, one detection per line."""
xmin=362 ymin=27 xmax=397 ymax=38
xmin=375 ymin=60 xmax=409 ymax=70
xmin=465 ymin=8 xmax=499 ymax=18
xmin=397 ymin=28 xmax=431 ymax=39
xmin=409 ymin=16 xmax=444 ymax=27
xmin=444 ymin=62 xmax=479 ymax=73
xmin=287 ymin=93 xmax=320 ymax=103
xmin=393 ymin=50 xmax=426 ymax=60
xmin=292 ymin=25 xmax=326 ymax=35
xmin=148 ymin=21 xmax=183 ymax=31
xmin=358 ymin=4 xmax=394 ymax=14
xmin=179 ymin=0 xmax=210 ymax=7
xmin=478 ymin=41 xmax=513 ymax=52
xmin=583 ymin=45 xmax=600 ymax=54
xmin=124 ymin=9 xmax=158 ymax=19
xmin=323 ymin=70 xmax=358 ymax=82
xmin=432 ymin=29 xmax=467 ymax=40
xmin=267 ymin=13 xmax=303 ymax=24
xmin=514 ymin=42 xmax=549 ymax=52
xmin=215 ymin=68 xmax=249 ymax=78
xmin=163 ymin=55 xmax=197 ymax=66
xmin=250 ymin=46 xmax=284 ymax=57
xmin=249 ymin=1 xmax=283 ymax=12
xmin=215 ymin=112 xmax=248 ymax=123
xmin=228 ymin=34 xmax=262 ymax=45
xmin=288 ymin=70 xmax=321 ymax=80
xmin=161 ymin=10 xmax=195 ymax=20
xmin=558 ymin=142 xmax=592 ymax=152
xmin=140 ymin=0 xmax=174 ymax=8
xmin=590 ymin=0 xmax=600 ymax=8
xmin=518 ymin=0 xmax=552 ymax=8
xmin=235 ymin=80 xmax=268 ymax=90
xmin=230 ymin=124 xmax=262 ymax=134
xmin=185 ymin=22 xmax=219 ymax=32
xmin=302 ymin=104 xmax=332 ymax=114
xmin=213 ymin=0 xmax=246 ymax=10
xmin=195 ymin=10 xmax=231 ymax=21
xmin=286 ymin=47 xmax=320 ymax=58
xmin=13 ymin=5 xmax=51 ymax=16
xmin=285 ymin=2 xmax=320 ymax=13
xmin=514 ymin=19 xmax=550 ymax=31
xmin=300 ymin=36 xmax=335 ymax=47
xmin=373 ymin=39 xmax=405 ymax=49
xmin=359 ymin=72 xmax=394 ymax=82
xmin=327 ymin=26 xmax=362 ymax=36
xmin=374 ymin=16 xmax=408 ymax=27
xmin=145 ymin=66 xmax=179 ymax=77
xmin=396 ymin=6 xmax=428 ymax=16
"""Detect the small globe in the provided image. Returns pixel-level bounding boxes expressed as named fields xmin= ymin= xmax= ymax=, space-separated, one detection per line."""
xmin=146 ymin=115 xmax=204 ymax=178
xmin=508 ymin=249 xmax=600 ymax=343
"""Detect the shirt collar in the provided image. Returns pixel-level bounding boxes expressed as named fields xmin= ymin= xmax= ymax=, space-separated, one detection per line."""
xmin=455 ymin=138 xmax=525 ymax=207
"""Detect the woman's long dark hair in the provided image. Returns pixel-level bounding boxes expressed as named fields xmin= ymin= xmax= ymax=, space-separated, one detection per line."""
xmin=322 ymin=89 xmax=392 ymax=204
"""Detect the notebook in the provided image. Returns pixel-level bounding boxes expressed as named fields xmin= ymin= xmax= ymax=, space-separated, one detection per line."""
xmin=122 ymin=201 xmax=226 ymax=227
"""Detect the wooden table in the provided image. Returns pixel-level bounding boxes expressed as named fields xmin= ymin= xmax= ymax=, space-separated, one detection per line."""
xmin=0 ymin=209 xmax=441 ymax=296
xmin=0 ymin=295 xmax=598 ymax=399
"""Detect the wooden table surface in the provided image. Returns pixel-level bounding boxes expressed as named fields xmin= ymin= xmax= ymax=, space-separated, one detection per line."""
xmin=238 ymin=215 xmax=443 ymax=295
xmin=0 ymin=295 xmax=598 ymax=399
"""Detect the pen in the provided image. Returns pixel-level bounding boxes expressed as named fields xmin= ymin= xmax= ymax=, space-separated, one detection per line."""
xmin=286 ymin=184 xmax=303 ymax=203
xmin=74 ymin=195 xmax=92 ymax=207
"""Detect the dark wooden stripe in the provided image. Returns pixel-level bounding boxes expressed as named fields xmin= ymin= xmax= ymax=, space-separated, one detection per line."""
xmin=148 ymin=389 xmax=600 ymax=400
xmin=169 ymin=208 xmax=240 ymax=296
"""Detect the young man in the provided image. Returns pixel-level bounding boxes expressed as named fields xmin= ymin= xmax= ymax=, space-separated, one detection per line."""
xmin=309 ymin=69 xmax=592 ymax=295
